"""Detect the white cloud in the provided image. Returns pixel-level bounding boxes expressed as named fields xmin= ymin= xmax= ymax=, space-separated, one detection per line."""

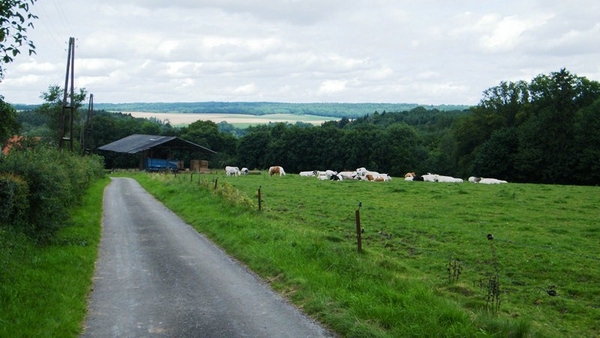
xmin=318 ymin=80 xmax=347 ymax=95
xmin=1 ymin=0 xmax=599 ymax=105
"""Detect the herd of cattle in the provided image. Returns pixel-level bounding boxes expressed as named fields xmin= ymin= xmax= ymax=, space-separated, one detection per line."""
xmin=224 ymin=166 xmax=507 ymax=184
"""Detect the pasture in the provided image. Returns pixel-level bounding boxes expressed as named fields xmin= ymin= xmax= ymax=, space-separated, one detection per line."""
xmin=135 ymin=171 xmax=600 ymax=337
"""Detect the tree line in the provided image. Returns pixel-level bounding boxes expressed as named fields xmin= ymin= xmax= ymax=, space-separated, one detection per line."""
xmin=13 ymin=101 xmax=470 ymax=118
xmin=7 ymin=68 xmax=600 ymax=186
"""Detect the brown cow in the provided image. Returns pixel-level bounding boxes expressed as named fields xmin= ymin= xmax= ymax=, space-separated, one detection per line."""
xmin=268 ymin=166 xmax=286 ymax=177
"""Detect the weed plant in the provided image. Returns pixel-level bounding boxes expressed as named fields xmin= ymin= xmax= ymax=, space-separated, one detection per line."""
xmin=133 ymin=171 xmax=600 ymax=337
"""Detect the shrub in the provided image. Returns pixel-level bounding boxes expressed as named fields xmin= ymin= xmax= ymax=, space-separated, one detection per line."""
xmin=0 ymin=144 xmax=105 ymax=242
xmin=0 ymin=173 xmax=29 ymax=230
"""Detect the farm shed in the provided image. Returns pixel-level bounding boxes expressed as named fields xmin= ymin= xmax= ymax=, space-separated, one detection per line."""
xmin=97 ymin=134 xmax=216 ymax=171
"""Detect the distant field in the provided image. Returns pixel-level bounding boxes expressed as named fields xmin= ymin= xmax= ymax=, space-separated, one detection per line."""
xmin=124 ymin=112 xmax=338 ymax=126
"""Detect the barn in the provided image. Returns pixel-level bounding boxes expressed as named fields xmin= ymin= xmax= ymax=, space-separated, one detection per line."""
xmin=97 ymin=134 xmax=216 ymax=172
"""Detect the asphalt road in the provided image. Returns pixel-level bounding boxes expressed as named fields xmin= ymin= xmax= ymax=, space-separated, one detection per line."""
xmin=81 ymin=177 xmax=332 ymax=337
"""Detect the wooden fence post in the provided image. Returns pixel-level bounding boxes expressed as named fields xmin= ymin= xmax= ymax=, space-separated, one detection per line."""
xmin=356 ymin=202 xmax=362 ymax=253
xmin=258 ymin=186 xmax=262 ymax=211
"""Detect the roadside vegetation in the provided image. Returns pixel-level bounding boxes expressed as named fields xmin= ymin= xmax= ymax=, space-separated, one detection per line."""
xmin=1 ymin=3 xmax=109 ymax=336
xmin=0 ymin=148 xmax=107 ymax=336
xmin=130 ymin=171 xmax=600 ymax=337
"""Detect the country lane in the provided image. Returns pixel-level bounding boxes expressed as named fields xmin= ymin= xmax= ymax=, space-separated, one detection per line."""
xmin=81 ymin=177 xmax=332 ymax=337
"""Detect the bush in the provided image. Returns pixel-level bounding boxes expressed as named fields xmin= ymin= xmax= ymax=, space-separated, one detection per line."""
xmin=0 ymin=144 xmax=105 ymax=242
xmin=0 ymin=173 xmax=29 ymax=230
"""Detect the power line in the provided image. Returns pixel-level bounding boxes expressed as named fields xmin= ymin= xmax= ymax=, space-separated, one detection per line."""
xmin=35 ymin=0 xmax=64 ymax=48
xmin=50 ymin=0 xmax=75 ymax=37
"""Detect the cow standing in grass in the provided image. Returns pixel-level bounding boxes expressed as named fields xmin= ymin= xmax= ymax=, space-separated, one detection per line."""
xmin=225 ymin=166 xmax=240 ymax=177
xmin=269 ymin=166 xmax=286 ymax=177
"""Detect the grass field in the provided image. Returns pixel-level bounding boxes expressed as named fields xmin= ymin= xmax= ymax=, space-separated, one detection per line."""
xmin=133 ymin=171 xmax=600 ymax=337
xmin=125 ymin=112 xmax=338 ymax=127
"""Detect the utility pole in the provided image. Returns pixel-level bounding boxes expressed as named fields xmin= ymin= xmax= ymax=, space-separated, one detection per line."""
xmin=59 ymin=37 xmax=75 ymax=151
xmin=81 ymin=93 xmax=94 ymax=155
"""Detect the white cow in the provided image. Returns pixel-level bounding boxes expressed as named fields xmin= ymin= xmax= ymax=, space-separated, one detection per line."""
xmin=479 ymin=178 xmax=508 ymax=184
xmin=316 ymin=170 xmax=337 ymax=179
xmin=339 ymin=171 xmax=359 ymax=180
xmin=468 ymin=176 xmax=481 ymax=183
xmin=330 ymin=173 xmax=343 ymax=181
xmin=356 ymin=168 xmax=381 ymax=181
xmin=436 ymin=175 xmax=463 ymax=183
xmin=421 ymin=173 xmax=438 ymax=182
xmin=299 ymin=170 xmax=317 ymax=177
xmin=225 ymin=166 xmax=240 ymax=176
xmin=241 ymin=167 xmax=249 ymax=175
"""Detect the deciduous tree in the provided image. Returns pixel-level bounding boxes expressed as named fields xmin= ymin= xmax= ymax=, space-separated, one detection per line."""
xmin=37 ymin=85 xmax=87 ymax=145
xmin=0 ymin=0 xmax=37 ymax=79
xmin=0 ymin=98 xmax=19 ymax=145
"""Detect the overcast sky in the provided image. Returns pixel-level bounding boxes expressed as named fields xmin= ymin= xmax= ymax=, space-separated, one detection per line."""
xmin=1 ymin=0 xmax=599 ymax=105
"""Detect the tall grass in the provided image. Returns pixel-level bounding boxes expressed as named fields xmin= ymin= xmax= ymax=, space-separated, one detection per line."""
xmin=133 ymin=172 xmax=600 ymax=337
xmin=0 ymin=177 xmax=109 ymax=337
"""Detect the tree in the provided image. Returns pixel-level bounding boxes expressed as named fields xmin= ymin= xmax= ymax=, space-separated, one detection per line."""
xmin=470 ymin=127 xmax=518 ymax=180
xmin=178 ymin=119 xmax=238 ymax=167
xmin=0 ymin=0 xmax=37 ymax=80
xmin=0 ymin=1 xmax=37 ymax=146
xmin=341 ymin=124 xmax=379 ymax=171
xmin=516 ymin=69 xmax=600 ymax=183
xmin=374 ymin=123 xmax=419 ymax=176
xmin=0 ymin=98 xmax=19 ymax=145
xmin=454 ymin=80 xmax=529 ymax=173
xmin=573 ymin=98 xmax=600 ymax=185
xmin=36 ymin=85 xmax=87 ymax=145
xmin=237 ymin=130 xmax=271 ymax=170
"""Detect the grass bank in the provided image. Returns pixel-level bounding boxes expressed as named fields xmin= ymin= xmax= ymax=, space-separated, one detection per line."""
xmin=131 ymin=171 xmax=599 ymax=337
xmin=0 ymin=177 xmax=110 ymax=337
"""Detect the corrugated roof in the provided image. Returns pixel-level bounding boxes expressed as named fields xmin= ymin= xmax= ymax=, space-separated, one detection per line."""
xmin=97 ymin=134 xmax=216 ymax=154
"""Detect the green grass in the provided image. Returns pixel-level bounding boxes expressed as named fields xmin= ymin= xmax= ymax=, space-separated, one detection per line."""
xmin=5 ymin=171 xmax=592 ymax=337
xmin=0 ymin=177 xmax=109 ymax=337
xmin=131 ymin=172 xmax=600 ymax=337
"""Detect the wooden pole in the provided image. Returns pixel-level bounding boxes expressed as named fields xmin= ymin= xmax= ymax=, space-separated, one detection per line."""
xmin=59 ymin=37 xmax=75 ymax=151
xmin=258 ymin=186 xmax=262 ymax=211
xmin=356 ymin=202 xmax=362 ymax=253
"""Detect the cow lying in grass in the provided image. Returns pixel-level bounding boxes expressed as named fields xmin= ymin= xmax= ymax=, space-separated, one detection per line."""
xmin=408 ymin=173 xmax=462 ymax=182
xmin=469 ymin=176 xmax=508 ymax=184
xmin=299 ymin=170 xmax=317 ymax=177
xmin=479 ymin=178 xmax=508 ymax=184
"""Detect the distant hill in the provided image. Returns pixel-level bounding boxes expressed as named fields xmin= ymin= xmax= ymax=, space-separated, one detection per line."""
xmin=14 ymin=101 xmax=471 ymax=118
xmin=94 ymin=102 xmax=471 ymax=118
